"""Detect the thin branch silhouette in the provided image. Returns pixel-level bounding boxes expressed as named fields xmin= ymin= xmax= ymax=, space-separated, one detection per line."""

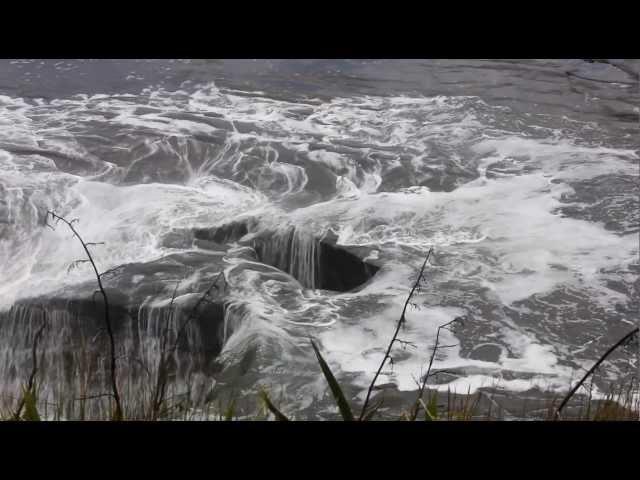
xmin=555 ymin=326 xmax=639 ymax=419
xmin=46 ymin=210 xmax=123 ymax=420
xmin=409 ymin=316 xmax=464 ymax=421
xmin=358 ymin=247 xmax=433 ymax=421
xmin=14 ymin=314 xmax=48 ymax=420
xmin=150 ymin=278 xmax=181 ymax=420
xmin=150 ymin=270 xmax=225 ymax=419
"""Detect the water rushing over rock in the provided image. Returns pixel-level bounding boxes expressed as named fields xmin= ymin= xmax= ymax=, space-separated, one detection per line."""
xmin=252 ymin=227 xmax=379 ymax=291
xmin=0 ymin=251 xmax=230 ymax=414
xmin=0 ymin=60 xmax=638 ymax=418
xmin=0 ymin=300 xmax=223 ymax=415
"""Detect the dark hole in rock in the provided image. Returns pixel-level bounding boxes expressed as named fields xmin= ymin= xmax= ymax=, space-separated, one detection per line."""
xmin=187 ymin=218 xmax=379 ymax=292
xmin=251 ymin=227 xmax=379 ymax=292
xmin=193 ymin=220 xmax=249 ymax=245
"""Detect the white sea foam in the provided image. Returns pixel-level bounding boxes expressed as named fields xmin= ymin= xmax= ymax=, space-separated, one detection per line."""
xmin=0 ymin=81 xmax=637 ymax=404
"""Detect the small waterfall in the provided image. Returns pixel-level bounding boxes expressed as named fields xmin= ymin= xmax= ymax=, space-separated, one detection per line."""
xmin=253 ymin=227 xmax=319 ymax=289
xmin=135 ymin=300 xmax=224 ymax=380
xmin=0 ymin=295 xmax=227 ymax=418
xmin=289 ymin=229 xmax=319 ymax=289
xmin=252 ymin=226 xmax=378 ymax=292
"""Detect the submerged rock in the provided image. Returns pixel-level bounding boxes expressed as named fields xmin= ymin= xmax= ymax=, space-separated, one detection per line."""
xmin=0 ymin=251 xmax=229 ymax=412
xmin=251 ymin=227 xmax=380 ymax=292
xmin=0 ymin=218 xmax=383 ymax=417
xmin=166 ymin=218 xmax=381 ymax=292
xmin=193 ymin=220 xmax=249 ymax=245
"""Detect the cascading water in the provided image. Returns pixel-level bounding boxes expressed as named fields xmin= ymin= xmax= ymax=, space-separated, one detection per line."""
xmin=253 ymin=227 xmax=319 ymax=289
xmin=250 ymin=225 xmax=379 ymax=291
xmin=0 ymin=291 xmax=228 ymax=417
xmin=0 ymin=59 xmax=638 ymax=418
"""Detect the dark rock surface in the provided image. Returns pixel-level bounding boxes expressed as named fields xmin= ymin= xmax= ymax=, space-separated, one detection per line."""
xmin=251 ymin=227 xmax=380 ymax=291
xmin=164 ymin=218 xmax=381 ymax=292
xmin=0 ymin=251 xmax=229 ymax=407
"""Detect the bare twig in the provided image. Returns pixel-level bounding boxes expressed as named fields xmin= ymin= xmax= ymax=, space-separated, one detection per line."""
xmin=555 ymin=327 xmax=639 ymax=419
xmin=67 ymin=259 xmax=90 ymax=273
xmin=75 ymin=393 xmax=115 ymax=401
xmin=395 ymin=338 xmax=418 ymax=350
xmin=46 ymin=210 xmax=123 ymax=420
xmin=150 ymin=271 xmax=225 ymax=419
xmin=358 ymin=247 xmax=433 ymax=421
xmin=166 ymin=271 xmax=225 ymax=357
xmin=26 ymin=317 xmax=47 ymax=394
xmin=150 ymin=279 xmax=181 ymax=420
xmin=99 ymin=267 xmax=121 ymax=279
xmin=409 ymin=316 xmax=464 ymax=421
xmin=14 ymin=315 xmax=48 ymax=419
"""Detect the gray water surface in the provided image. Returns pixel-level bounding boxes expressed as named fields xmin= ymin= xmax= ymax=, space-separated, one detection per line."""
xmin=0 ymin=59 xmax=638 ymax=418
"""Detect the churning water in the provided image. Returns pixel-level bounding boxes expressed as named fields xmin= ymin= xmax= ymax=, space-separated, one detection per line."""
xmin=0 ymin=59 xmax=638 ymax=418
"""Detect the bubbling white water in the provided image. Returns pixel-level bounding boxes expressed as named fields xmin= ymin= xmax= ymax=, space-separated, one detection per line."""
xmin=0 ymin=81 xmax=637 ymax=411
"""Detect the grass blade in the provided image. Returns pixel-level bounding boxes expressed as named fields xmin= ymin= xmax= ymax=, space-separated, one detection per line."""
xmin=362 ymin=398 xmax=384 ymax=421
xmin=420 ymin=394 xmax=438 ymax=421
xmin=224 ymin=398 xmax=236 ymax=421
xmin=21 ymin=388 xmax=41 ymax=421
xmin=259 ymin=389 xmax=289 ymax=421
xmin=310 ymin=339 xmax=355 ymax=421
